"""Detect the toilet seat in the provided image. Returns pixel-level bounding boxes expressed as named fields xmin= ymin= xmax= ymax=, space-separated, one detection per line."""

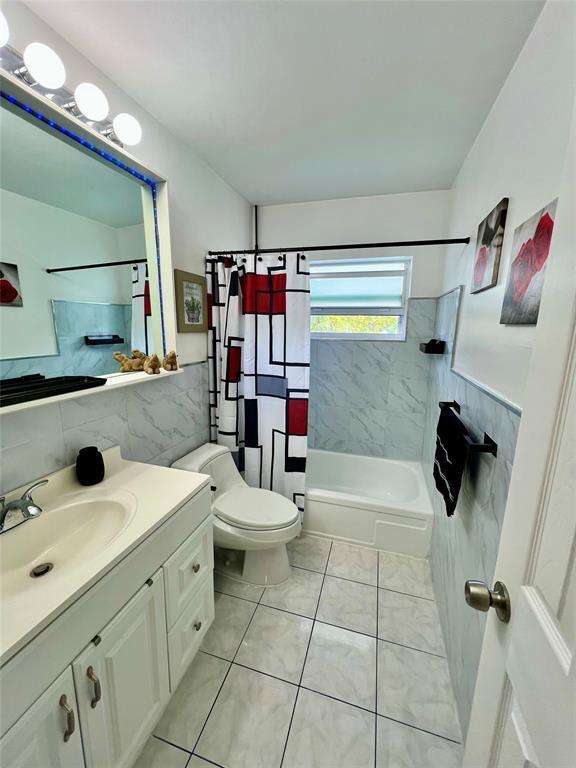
xmin=214 ymin=487 xmax=300 ymax=531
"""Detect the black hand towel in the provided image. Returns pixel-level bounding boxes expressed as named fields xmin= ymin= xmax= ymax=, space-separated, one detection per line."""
xmin=433 ymin=406 xmax=468 ymax=516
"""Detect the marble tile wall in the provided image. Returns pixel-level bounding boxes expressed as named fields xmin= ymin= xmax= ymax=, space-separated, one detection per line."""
xmin=309 ymin=298 xmax=437 ymax=459
xmin=0 ymin=300 xmax=132 ymax=380
xmin=422 ymin=287 xmax=521 ymax=736
xmin=0 ymin=363 xmax=209 ymax=493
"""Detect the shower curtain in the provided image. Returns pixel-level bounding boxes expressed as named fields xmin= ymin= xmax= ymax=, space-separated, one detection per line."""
xmin=206 ymin=252 xmax=310 ymax=514
xmin=131 ymin=263 xmax=152 ymax=353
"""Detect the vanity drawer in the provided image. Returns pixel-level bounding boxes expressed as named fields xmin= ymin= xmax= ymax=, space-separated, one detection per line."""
xmin=167 ymin=573 xmax=214 ymax=690
xmin=163 ymin=515 xmax=214 ymax=628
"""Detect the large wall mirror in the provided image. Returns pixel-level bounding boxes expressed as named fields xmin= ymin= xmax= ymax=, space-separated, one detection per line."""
xmin=0 ymin=85 xmax=173 ymax=395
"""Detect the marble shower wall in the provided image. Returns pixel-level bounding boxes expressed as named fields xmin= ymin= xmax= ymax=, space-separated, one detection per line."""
xmin=422 ymin=288 xmax=520 ymax=736
xmin=309 ymin=298 xmax=437 ymax=459
xmin=0 ymin=300 xmax=132 ymax=380
xmin=0 ymin=363 xmax=209 ymax=493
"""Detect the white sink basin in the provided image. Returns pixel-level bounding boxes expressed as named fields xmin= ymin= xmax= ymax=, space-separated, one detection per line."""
xmin=0 ymin=489 xmax=137 ymax=598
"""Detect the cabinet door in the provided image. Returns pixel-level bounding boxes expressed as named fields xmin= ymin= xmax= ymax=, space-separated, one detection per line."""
xmin=73 ymin=571 xmax=169 ymax=768
xmin=0 ymin=667 xmax=84 ymax=768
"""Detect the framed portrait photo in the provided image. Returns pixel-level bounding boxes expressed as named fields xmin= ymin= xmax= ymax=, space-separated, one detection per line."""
xmin=174 ymin=269 xmax=208 ymax=333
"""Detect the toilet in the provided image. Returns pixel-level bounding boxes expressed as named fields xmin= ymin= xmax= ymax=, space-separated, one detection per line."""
xmin=171 ymin=443 xmax=301 ymax=585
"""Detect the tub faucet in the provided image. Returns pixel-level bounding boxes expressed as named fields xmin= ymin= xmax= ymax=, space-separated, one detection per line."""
xmin=0 ymin=479 xmax=49 ymax=534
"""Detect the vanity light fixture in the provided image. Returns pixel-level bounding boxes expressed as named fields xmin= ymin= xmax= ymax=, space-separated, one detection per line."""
xmin=112 ymin=112 xmax=142 ymax=146
xmin=74 ymin=82 xmax=109 ymax=122
xmin=0 ymin=11 xmax=9 ymax=48
xmin=23 ymin=42 xmax=66 ymax=89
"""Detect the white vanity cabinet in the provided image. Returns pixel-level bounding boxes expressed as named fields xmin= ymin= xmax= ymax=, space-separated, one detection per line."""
xmin=0 ymin=467 xmax=214 ymax=768
xmin=72 ymin=571 xmax=169 ymax=768
xmin=0 ymin=667 xmax=85 ymax=768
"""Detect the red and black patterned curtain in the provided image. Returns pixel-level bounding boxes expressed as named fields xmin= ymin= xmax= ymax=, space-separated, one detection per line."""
xmin=206 ymin=253 xmax=310 ymax=514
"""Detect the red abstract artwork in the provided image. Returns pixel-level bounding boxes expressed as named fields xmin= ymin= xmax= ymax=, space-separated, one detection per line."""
xmin=471 ymin=198 xmax=508 ymax=294
xmin=500 ymin=200 xmax=557 ymax=325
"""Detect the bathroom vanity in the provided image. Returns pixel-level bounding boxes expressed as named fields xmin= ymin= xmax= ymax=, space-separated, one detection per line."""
xmin=0 ymin=448 xmax=214 ymax=768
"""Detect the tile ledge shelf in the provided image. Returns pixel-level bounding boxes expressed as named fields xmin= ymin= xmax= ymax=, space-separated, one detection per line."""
xmin=0 ymin=368 xmax=185 ymax=416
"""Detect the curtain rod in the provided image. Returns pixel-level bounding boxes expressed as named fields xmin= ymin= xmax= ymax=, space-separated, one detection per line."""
xmin=46 ymin=259 xmax=147 ymax=274
xmin=208 ymin=237 xmax=470 ymax=256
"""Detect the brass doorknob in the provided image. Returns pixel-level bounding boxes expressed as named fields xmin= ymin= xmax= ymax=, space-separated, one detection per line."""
xmin=464 ymin=580 xmax=511 ymax=623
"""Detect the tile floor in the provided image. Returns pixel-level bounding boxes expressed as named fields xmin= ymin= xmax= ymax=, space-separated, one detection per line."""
xmin=135 ymin=535 xmax=462 ymax=768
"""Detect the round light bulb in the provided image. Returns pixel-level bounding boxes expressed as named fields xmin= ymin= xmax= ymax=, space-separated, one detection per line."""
xmin=74 ymin=82 xmax=109 ymax=121
xmin=23 ymin=42 xmax=66 ymax=89
xmin=112 ymin=113 xmax=142 ymax=146
xmin=0 ymin=11 xmax=9 ymax=48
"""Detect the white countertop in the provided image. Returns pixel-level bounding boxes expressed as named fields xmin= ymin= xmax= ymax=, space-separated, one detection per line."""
xmin=0 ymin=447 xmax=210 ymax=666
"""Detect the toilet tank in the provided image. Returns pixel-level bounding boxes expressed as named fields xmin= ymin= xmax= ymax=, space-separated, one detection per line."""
xmin=171 ymin=443 xmax=246 ymax=498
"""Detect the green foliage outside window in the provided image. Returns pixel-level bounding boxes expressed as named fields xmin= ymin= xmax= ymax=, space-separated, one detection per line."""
xmin=310 ymin=315 xmax=400 ymax=334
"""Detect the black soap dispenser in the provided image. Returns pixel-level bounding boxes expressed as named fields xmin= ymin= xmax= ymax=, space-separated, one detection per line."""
xmin=76 ymin=446 xmax=105 ymax=486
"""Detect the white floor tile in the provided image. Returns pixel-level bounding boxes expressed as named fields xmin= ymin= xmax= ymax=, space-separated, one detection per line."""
xmin=378 ymin=552 xmax=434 ymax=600
xmin=200 ymin=592 xmax=256 ymax=660
xmin=378 ymin=589 xmax=445 ymax=656
xmin=235 ymin=605 xmax=313 ymax=683
xmin=283 ymin=688 xmax=375 ymax=768
xmin=302 ymin=622 xmax=377 ymax=711
xmin=317 ymin=575 xmax=377 ymax=636
xmin=195 ymin=665 xmax=297 ymax=768
xmin=377 ymin=716 xmax=462 ymax=767
xmin=260 ymin=566 xmax=324 ymax=618
xmin=377 ymin=641 xmax=461 ymax=742
xmin=214 ymin=571 xmax=265 ymax=603
xmin=155 ymin=652 xmax=230 ymax=751
xmin=188 ymin=757 xmax=216 ymax=768
xmin=287 ymin=534 xmax=332 ymax=572
xmin=133 ymin=737 xmax=189 ymax=768
xmin=327 ymin=541 xmax=378 ymax=586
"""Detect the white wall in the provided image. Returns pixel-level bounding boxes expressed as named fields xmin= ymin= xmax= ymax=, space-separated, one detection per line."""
xmin=0 ymin=189 xmax=135 ymax=358
xmin=259 ymin=190 xmax=453 ymax=297
xmin=5 ymin=1 xmax=252 ymax=364
xmin=443 ymin=1 xmax=575 ymax=409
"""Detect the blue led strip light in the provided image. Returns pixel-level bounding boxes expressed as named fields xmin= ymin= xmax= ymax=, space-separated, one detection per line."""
xmin=1 ymin=89 xmax=167 ymax=357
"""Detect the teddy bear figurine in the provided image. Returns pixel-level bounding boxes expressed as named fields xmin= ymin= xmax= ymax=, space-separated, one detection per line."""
xmin=143 ymin=353 xmax=161 ymax=375
xmin=112 ymin=351 xmax=145 ymax=372
xmin=162 ymin=350 xmax=178 ymax=371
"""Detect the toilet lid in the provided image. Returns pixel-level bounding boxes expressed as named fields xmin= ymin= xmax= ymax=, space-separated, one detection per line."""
xmin=214 ymin=487 xmax=300 ymax=531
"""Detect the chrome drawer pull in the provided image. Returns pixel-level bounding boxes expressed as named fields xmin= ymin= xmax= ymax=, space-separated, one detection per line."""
xmin=192 ymin=563 xmax=201 ymax=573
xmin=194 ymin=621 xmax=202 ymax=632
xmin=87 ymin=666 xmax=102 ymax=708
xmin=59 ymin=694 xmax=75 ymax=742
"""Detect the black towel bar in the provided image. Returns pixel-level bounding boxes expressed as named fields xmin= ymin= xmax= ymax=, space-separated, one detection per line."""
xmin=439 ymin=400 xmax=461 ymax=413
xmin=464 ymin=433 xmax=498 ymax=457
xmin=438 ymin=400 xmax=498 ymax=457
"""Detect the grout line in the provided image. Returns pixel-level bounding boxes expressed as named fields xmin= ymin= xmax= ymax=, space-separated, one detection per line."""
xmin=213 ymin=586 xmax=444 ymax=658
xmin=375 ymin=712 xmax=462 ymax=746
xmin=190 ymin=753 xmax=227 ymax=768
xmin=279 ymin=541 xmax=333 ymax=768
xmin=153 ymin=734 xmax=192 ymax=755
xmin=191 ymin=601 xmax=259 ymax=760
xmin=374 ymin=550 xmax=380 ymax=767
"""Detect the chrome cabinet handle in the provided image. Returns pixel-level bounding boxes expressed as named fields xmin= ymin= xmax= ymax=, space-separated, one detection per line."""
xmin=194 ymin=621 xmax=202 ymax=631
xmin=192 ymin=563 xmax=200 ymax=573
xmin=59 ymin=694 xmax=75 ymax=742
xmin=87 ymin=666 xmax=102 ymax=708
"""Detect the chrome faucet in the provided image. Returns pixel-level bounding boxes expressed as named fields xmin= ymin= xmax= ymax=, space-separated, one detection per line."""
xmin=0 ymin=479 xmax=49 ymax=534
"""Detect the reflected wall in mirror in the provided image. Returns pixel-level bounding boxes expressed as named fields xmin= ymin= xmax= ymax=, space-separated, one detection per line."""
xmin=0 ymin=100 xmax=162 ymax=381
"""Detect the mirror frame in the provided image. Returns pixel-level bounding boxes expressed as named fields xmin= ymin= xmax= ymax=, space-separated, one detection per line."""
xmin=0 ymin=70 xmax=177 ymax=382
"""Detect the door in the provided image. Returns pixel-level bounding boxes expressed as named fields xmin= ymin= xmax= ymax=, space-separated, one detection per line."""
xmin=73 ymin=571 xmax=169 ymax=768
xmin=463 ymin=105 xmax=576 ymax=767
xmin=0 ymin=667 xmax=85 ymax=768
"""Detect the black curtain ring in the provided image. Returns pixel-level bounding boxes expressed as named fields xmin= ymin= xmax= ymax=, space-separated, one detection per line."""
xmin=301 ymin=254 xmax=306 ymax=260
xmin=242 ymin=258 xmax=247 ymax=263
xmin=257 ymin=256 xmax=263 ymax=262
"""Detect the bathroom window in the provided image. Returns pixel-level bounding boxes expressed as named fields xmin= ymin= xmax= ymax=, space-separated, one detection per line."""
xmin=309 ymin=257 xmax=411 ymax=340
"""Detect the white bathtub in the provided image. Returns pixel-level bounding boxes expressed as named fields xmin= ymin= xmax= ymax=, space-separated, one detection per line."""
xmin=304 ymin=449 xmax=433 ymax=557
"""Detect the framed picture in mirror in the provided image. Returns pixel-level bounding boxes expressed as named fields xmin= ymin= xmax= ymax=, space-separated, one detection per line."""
xmin=174 ymin=269 xmax=208 ymax=333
